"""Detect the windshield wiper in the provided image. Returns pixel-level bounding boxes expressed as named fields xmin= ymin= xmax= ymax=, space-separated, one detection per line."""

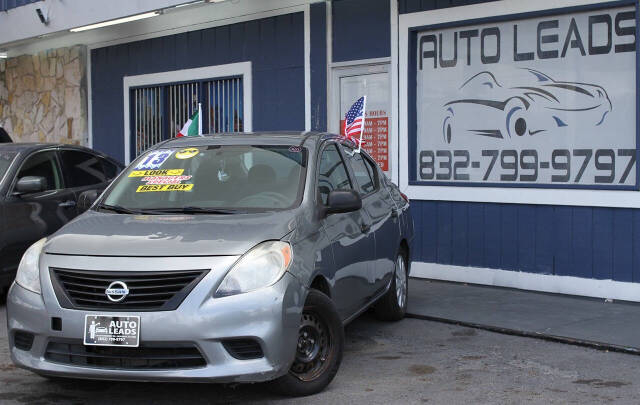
xmin=144 ymin=207 xmax=246 ymax=215
xmin=96 ymin=203 xmax=144 ymax=215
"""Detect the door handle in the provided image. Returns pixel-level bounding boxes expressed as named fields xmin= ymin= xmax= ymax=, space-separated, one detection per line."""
xmin=361 ymin=222 xmax=371 ymax=234
xmin=59 ymin=200 xmax=76 ymax=208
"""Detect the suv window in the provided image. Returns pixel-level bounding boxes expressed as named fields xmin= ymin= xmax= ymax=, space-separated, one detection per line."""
xmin=317 ymin=144 xmax=352 ymax=205
xmin=17 ymin=151 xmax=62 ymax=192
xmin=345 ymin=151 xmax=377 ymax=196
xmin=60 ymin=150 xmax=107 ymax=188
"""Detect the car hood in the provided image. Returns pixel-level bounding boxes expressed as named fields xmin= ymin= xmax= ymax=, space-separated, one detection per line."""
xmin=44 ymin=210 xmax=298 ymax=257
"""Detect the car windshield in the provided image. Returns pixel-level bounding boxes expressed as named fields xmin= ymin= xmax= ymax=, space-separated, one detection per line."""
xmin=0 ymin=151 xmax=17 ymax=179
xmin=101 ymin=144 xmax=307 ymax=213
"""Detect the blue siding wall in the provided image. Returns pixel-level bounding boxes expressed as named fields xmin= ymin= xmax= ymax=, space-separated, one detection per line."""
xmin=91 ymin=13 xmax=305 ymax=163
xmin=310 ymin=2 xmax=327 ymax=131
xmin=398 ymin=0 xmax=498 ymax=14
xmin=0 ymin=0 xmax=40 ymax=12
xmin=410 ymin=201 xmax=640 ymax=283
xmin=332 ymin=0 xmax=390 ymax=62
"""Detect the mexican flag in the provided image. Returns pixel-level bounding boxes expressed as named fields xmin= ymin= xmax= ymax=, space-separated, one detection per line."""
xmin=176 ymin=103 xmax=203 ymax=137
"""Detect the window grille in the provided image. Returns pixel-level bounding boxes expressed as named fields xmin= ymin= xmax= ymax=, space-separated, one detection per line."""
xmin=130 ymin=76 xmax=244 ymax=157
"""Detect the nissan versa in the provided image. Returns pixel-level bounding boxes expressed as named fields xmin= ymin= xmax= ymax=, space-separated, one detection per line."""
xmin=7 ymin=132 xmax=413 ymax=396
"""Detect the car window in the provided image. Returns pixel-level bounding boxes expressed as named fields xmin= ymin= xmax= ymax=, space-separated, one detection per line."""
xmin=102 ymin=145 xmax=307 ymax=212
xmin=60 ymin=150 xmax=107 ymax=188
xmin=317 ymin=144 xmax=352 ymax=205
xmin=101 ymin=158 xmax=120 ymax=180
xmin=17 ymin=151 xmax=62 ymax=192
xmin=344 ymin=151 xmax=377 ymax=196
xmin=0 ymin=151 xmax=18 ymax=180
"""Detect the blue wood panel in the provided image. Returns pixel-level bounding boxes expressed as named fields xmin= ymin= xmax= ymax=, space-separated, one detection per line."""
xmin=436 ymin=202 xmax=452 ymax=264
xmin=517 ymin=205 xmax=536 ymax=273
xmin=332 ymin=0 xmax=390 ymax=62
xmin=483 ymin=204 xmax=501 ymax=269
xmin=410 ymin=200 xmax=639 ymax=284
xmin=613 ymin=209 xmax=633 ymax=282
xmin=1 ymin=0 xmax=40 ymax=12
xmin=451 ymin=202 xmax=468 ymax=266
xmin=91 ymin=13 xmax=305 ymax=162
xmin=553 ymin=206 xmax=573 ymax=277
xmin=466 ymin=203 xmax=484 ymax=267
xmin=421 ymin=201 xmax=438 ymax=263
xmin=398 ymin=0 xmax=499 ymax=14
xmin=535 ymin=206 xmax=554 ymax=275
xmin=500 ymin=204 xmax=518 ymax=271
xmin=310 ymin=2 xmax=327 ymax=131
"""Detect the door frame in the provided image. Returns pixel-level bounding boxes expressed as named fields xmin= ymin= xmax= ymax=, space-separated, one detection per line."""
xmin=328 ymin=59 xmax=394 ymax=181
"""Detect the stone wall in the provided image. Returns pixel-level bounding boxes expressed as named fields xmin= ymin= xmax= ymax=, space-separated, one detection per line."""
xmin=0 ymin=45 xmax=87 ymax=145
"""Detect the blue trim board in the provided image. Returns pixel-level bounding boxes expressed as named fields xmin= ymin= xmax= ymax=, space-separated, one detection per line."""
xmin=310 ymin=2 xmax=327 ymax=131
xmin=332 ymin=0 xmax=391 ymax=62
xmin=410 ymin=200 xmax=640 ymax=283
xmin=406 ymin=0 xmax=640 ymax=191
xmin=91 ymin=13 xmax=305 ymax=163
xmin=399 ymin=0 xmax=499 ymax=15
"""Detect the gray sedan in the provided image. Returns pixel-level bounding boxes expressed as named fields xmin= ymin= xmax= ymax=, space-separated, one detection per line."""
xmin=6 ymin=132 xmax=413 ymax=396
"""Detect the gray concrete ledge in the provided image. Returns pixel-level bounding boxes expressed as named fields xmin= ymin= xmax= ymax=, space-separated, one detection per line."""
xmin=407 ymin=278 xmax=640 ymax=355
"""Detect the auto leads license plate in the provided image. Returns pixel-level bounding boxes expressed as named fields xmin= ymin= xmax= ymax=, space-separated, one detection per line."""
xmin=84 ymin=315 xmax=140 ymax=347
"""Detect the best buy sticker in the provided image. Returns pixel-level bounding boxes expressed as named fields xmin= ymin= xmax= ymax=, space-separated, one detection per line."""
xmin=175 ymin=148 xmax=199 ymax=159
xmin=129 ymin=169 xmax=185 ymax=177
xmin=136 ymin=184 xmax=194 ymax=193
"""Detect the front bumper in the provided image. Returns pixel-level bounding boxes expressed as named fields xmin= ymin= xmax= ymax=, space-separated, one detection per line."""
xmin=7 ymin=254 xmax=305 ymax=383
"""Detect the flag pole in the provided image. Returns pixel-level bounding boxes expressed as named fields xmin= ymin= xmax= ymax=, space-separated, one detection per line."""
xmin=356 ymin=96 xmax=367 ymax=154
xmin=198 ymin=103 xmax=203 ymax=136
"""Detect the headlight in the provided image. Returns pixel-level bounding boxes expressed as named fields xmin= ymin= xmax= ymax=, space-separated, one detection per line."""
xmin=215 ymin=241 xmax=292 ymax=297
xmin=15 ymin=238 xmax=46 ymax=294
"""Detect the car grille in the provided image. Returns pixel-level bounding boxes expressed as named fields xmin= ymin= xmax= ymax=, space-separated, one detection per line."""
xmin=49 ymin=268 xmax=208 ymax=311
xmin=45 ymin=340 xmax=206 ymax=370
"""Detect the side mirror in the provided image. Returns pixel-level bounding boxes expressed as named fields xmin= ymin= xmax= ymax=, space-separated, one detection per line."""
xmin=77 ymin=189 xmax=99 ymax=212
xmin=326 ymin=189 xmax=362 ymax=215
xmin=15 ymin=176 xmax=46 ymax=194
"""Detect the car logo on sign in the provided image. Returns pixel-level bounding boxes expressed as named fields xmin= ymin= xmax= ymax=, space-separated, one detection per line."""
xmin=105 ymin=281 xmax=129 ymax=302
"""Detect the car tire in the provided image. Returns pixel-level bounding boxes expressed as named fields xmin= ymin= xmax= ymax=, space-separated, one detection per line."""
xmin=374 ymin=249 xmax=408 ymax=321
xmin=269 ymin=289 xmax=344 ymax=397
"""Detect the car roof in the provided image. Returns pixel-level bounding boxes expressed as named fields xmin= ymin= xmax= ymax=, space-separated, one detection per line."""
xmin=155 ymin=132 xmax=348 ymax=150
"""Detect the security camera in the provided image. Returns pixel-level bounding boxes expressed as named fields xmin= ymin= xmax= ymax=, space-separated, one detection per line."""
xmin=36 ymin=8 xmax=49 ymax=25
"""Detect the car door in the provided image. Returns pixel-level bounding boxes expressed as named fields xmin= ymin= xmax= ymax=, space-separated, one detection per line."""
xmin=317 ymin=143 xmax=375 ymax=320
xmin=3 ymin=150 xmax=76 ymax=273
xmin=343 ymin=148 xmax=399 ymax=296
xmin=58 ymin=149 xmax=115 ymax=215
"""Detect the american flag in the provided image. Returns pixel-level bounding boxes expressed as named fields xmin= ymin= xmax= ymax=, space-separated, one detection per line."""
xmin=343 ymin=96 xmax=366 ymax=144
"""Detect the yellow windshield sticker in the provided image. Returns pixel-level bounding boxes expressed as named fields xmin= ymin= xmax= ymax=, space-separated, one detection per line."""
xmin=175 ymin=148 xmax=199 ymax=159
xmin=129 ymin=169 xmax=185 ymax=177
xmin=136 ymin=184 xmax=194 ymax=193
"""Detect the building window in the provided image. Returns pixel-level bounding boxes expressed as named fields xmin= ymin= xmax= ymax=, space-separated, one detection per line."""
xmin=131 ymin=77 xmax=244 ymax=157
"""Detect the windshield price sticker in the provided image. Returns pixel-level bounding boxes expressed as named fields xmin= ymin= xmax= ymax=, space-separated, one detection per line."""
xmin=141 ymin=175 xmax=192 ymax=185
xmin=129 ymin=169 xmax=184 ymax=177
xmin=135 ymin=150 xmax=173 ymax=170
xmin=414 ymin=5 xmax=636 ymax=188
xmin=136 ymin=184 xmax=194 ymax=193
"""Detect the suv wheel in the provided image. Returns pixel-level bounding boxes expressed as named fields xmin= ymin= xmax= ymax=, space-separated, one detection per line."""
xmin=269 ymin=289 xmax=344 ymax=397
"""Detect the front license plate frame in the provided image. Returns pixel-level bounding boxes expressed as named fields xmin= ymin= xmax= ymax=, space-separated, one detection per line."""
xmin=83 ymin=315 xmax=140 ymax=347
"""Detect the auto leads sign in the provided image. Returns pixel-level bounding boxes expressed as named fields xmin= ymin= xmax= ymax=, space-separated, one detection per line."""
xmin=415 ymin=6 xmax=637 ymax=188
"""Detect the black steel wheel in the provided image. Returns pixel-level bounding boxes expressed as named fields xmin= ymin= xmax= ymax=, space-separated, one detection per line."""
xmin=269 ymin=289 xmax=344 ymax=397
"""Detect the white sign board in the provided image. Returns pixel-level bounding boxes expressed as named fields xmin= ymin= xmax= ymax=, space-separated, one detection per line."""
xmin=414 ymin=5 xmax=637 ymax=189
